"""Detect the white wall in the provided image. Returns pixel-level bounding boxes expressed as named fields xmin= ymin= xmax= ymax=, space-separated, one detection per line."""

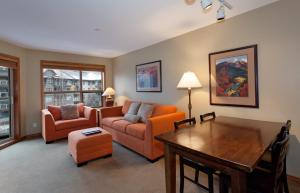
xmin=113 ymin=0 xmax=300 ymax=177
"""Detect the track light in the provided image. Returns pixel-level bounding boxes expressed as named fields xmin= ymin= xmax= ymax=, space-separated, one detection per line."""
xmin=201 ymin=0 xmax=212 ymax=10
xmin=185 ymin=0 xmax=232 ymax=21
xmin=216 ymin=5 xmax=225 ymax=21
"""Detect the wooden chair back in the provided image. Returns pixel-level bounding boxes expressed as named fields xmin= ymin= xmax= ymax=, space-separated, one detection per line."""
xmin=174 ymin=117 xmax=196 ymax=130
xmin=285 ymin=120 xmax=291 ymax=134
xmin=271 ymin=132 xmax=289 ymax=191
xmin=200 ymin=112 xmax=216 ymax=122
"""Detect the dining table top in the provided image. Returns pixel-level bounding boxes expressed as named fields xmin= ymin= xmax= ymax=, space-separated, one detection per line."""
xmin=156 ymin=116 xmax=284 ymax=173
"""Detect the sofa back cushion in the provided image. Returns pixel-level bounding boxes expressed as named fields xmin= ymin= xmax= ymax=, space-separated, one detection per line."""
xmin=48 ymin=105 xmax=61 ymax=121
xmin=127 ymin=102 xmax=141 ymax=115
xmin=152 ymin=105 xmax=177 ymax=117
xmin=137 ymin=103 xmax=154 ymax=123
xmin=124 ymin=114 xmax=140 ymax=123
xmin=60 ymin=105 xmax=79 ymax=120
xmin=122 ymin=100 xmax=132 ymax=115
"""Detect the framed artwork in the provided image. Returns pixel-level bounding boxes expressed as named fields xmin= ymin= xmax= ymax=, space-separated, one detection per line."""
xmin=136 ymin=60 xmax=162 ymax=92
xmin=209 ymin=45 xmax=259 ymax=108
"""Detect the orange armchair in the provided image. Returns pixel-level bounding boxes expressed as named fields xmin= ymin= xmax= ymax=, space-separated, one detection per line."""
xmin=42 ymin=106 xmax=97 ymax=143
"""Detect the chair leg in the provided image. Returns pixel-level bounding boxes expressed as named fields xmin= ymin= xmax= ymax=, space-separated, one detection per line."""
xmin=195 ymin=168 xmax=200 ymax=183
xmin=283 ymin=161 xmax=289 ymax=193
xmin=179 ymin=156 xmax=184 ymax=193
xmin=208 ymin=172 xmax=214 ymax=193
xmin=219 ymin=173 xmax=229 ymax=193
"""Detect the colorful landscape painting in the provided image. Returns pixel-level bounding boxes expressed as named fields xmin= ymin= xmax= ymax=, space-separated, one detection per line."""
xmin=215 ymin=55 xmax=249 ymax=97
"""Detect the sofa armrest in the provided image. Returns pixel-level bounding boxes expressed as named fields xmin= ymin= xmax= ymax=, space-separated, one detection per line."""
xmin=84 ymin=106 xmax=97 ymax=124
xmin=146 ymin=112 xmax=186 ymax=137
xmin=144 ymin=112 xmax=185 ymax=159
xmin=41 ymin=109 xmax=56 ymax=143
xmin=99 ymin=106 xmax=123 ymax=120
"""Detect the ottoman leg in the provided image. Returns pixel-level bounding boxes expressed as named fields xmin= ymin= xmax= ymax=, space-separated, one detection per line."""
xmin=77 ymin=162 xmax=88 ymax=167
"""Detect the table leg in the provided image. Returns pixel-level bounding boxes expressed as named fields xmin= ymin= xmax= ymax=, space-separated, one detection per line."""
xmin=164 ymin=144 xmax=176 ymax=193
xmin=230 ymin=170 xmax=247 ymax=193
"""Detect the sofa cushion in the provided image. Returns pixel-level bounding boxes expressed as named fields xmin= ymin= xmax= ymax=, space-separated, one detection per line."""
xmin=137 ymin=103 xmax=154 ymax=123
xmin=61 ymin=105 xmax=79 ymax=120
xmin=152 ymin=105 xmax=177 ymax=117
xmin=122 ymin=100 xmax=132 ymax=114
xmin=126 ymin=123 xmax=146 ymax=140
xmin=48 ymin=105 xmax=61 ymax=121
xmin=77 ymin=103 xmax=85 ymax=117
xmin=55 ymin=118 xmax=91 ymax=131
xmin=111 ymin=120 xmax=133 ymax=133
xmin=124 ymin=114 xmax=140 ymax=123
xmin=102 ymin=116 xmax=124 ymax=127
xmin=127 ymin=102 xmax=141 ymax=115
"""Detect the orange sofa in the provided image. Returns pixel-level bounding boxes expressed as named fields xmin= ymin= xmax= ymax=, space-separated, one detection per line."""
xmin=99 ymin=100 xmax=185 ymax=161
xmin=42 ymin=106 xmax=97 ymax=143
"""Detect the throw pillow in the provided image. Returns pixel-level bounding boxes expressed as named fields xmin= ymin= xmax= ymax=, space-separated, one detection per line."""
xmin=127 ymin=102 xmax=141 ymax=115
xmin=77 ymin=103 xmax=85 ymax=117
xmin=60 ymin=105 xmax=79 ymax=120
xmin=124 ymin=113 xmax=140 ymax=123
xmin=137 ymin=103 xmax=154 ymax=123
xmin=47 ymin=105 xmax=61 ymax=121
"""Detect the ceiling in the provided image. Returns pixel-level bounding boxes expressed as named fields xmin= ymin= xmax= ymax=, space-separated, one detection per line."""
xmin=0 ymin=0 xmax=278 ymax=58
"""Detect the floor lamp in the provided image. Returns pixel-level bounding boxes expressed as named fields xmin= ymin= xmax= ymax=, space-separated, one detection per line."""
xmin=177 ymin=72 xmax=202 ymax=119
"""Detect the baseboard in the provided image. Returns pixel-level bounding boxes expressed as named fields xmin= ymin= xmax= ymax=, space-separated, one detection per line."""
xmin=288 ymin=175 xmax=300 ymax=185
xmin=0 ymin=139 xmax=19 ymax=150
xmin=21 ymin=133 xmax=42 ymax=140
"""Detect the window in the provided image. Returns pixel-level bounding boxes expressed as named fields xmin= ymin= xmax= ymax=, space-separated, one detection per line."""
xmin=41 ymin=61 xmax=105 ymax=108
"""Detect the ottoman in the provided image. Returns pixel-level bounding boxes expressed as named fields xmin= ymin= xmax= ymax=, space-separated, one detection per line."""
xmin=68 ymin=128 xmax=112 ymax=167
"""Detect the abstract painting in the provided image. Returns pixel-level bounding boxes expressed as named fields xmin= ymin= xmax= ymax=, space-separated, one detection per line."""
xmin=136 ymin=60 xmax=162 ymax=92
xmin=209 ymin=45 xmax=259 ymax=108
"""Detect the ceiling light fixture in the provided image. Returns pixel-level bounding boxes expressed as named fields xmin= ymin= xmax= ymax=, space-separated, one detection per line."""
xmin=216 ymin=5 xmax=225 ymax=21
xmin=201 ymin=0 xmax=213 ymax=10
xmin=185 ymin=0 xmax=232 ymax=21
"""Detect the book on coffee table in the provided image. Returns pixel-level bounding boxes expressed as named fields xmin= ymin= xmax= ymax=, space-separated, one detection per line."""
xmin=81 ymin=128 xmax=102 ymax=136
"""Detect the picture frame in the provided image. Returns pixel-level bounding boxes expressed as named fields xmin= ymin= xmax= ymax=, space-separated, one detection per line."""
xmin=136 ymin=60 xmax=162 ymax=92
xmin=209 ymin=45 xmax=259 ymax=108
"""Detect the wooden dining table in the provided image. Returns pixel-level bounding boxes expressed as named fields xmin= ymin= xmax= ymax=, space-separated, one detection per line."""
xmin=155 ymin=116 xmax=284 ymax=193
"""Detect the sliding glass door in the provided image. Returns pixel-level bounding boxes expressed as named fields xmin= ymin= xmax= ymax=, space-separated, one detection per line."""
xmin=0 ymin=66 xmax=13 ymax=143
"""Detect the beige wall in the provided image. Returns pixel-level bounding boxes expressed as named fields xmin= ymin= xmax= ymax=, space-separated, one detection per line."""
xmin=0 ymin=40 xmax=113 ymax=136
xmin=113 ymin=0 xmax=300 ymax=176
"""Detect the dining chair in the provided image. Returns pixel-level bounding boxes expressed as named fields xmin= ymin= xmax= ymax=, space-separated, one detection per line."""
xmin=174 ymin=117 xmax=215 ymax=193
xmin=247 ymin=130 xmax=289 ymax=193
xmin=258 ymin=120 xmax=291 ymax=193
xmin=200 ymin=112 xmax=216 ymax=122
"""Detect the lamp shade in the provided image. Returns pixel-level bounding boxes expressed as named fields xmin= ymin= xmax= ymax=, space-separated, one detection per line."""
xmin=177 ymin=72 xmax=202 ymax=89
xmin=102 ymin=87 xmax=115 ymax=97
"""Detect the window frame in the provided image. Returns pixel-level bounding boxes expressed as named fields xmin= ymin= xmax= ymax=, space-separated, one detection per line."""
xmin=40 ymin=60 xmax=106 ymax=109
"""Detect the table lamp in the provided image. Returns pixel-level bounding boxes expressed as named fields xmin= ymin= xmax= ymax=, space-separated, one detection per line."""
xmin=102 ymin=87 xmax=115 ymax=107
xmin=177 ymin=72 xmax=202 ymax=119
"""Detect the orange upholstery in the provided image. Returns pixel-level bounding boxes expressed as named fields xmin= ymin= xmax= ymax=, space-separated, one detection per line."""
xmin=55 ymin=118 xmax=91 ymax=131
xmin=68 ymin=129 xmax=112 ymax=164
xmin=126 ymin=123 xmax=146 ymax=140
xmin=47 ymin=105 xmax=61 ymax=121
xmin=102 ymin=116 xmax=124 ymax=127
xmin=42 ymin=106 xmax=97 ymax=143
xmin=122 ymin=100 xmax=132 ymax=114
xmin=77 ymin=103 xmax=85 ymax=117
xmin=111 ymin=120 xmax=132 ymax=133
xmin=99 ymin=100 xmax=185 ymax=161
xmin=152 ymin=105 xmax=177 ymax=117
